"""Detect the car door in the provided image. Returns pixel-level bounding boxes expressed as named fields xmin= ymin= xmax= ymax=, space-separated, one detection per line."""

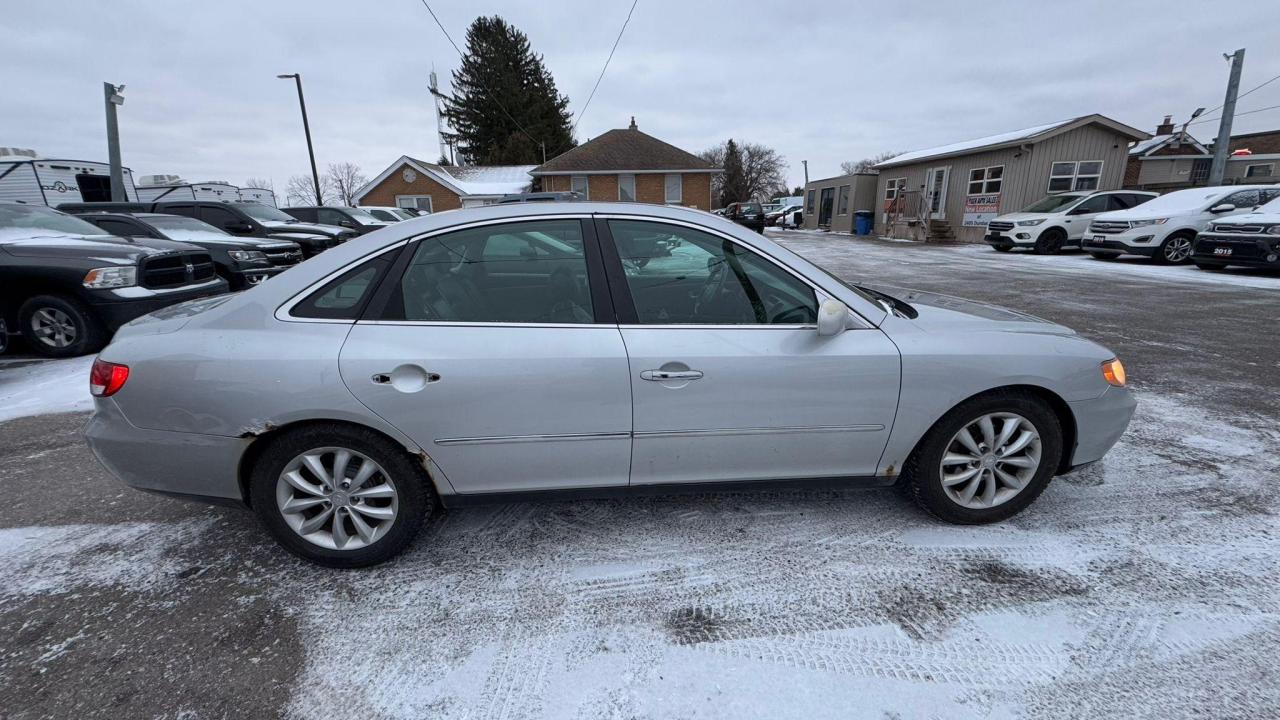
xmin=599 ymin=217 xmax=901 ymax=486
xmin=338 ymin=217 xmax=633 ymax=495
xmin=1062 ymin=195 xmax=1114 ymax=241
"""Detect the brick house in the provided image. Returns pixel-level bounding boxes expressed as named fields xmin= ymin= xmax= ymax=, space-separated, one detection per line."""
xmin=353 ymin=156 xmax=535 ymax=212
xmin=530 ymin=118 xmax=719 ymax=209
xmin=1124 ymin=117 xmax=1280 ymax=191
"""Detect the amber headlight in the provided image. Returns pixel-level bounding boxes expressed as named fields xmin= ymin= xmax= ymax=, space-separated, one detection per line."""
xmin=1101 ymin=358 xmax=1127 ymax=387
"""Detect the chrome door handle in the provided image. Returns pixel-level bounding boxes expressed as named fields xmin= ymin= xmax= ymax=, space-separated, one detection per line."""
xmin=641 ymin=369 xmax=704 ymax=381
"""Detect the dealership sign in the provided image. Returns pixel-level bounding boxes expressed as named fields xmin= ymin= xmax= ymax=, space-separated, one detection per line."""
xmin=963 ymin=193 xmax=1001 ymax=226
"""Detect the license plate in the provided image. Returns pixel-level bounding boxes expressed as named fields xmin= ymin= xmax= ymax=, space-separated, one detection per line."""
xmin=989 ymin=232 xmax=1002 ymax=238
xmin=1213 ymin=247 xmax=1233 ymax=256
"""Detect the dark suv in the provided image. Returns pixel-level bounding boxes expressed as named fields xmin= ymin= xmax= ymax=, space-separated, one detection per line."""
xmin=282 ymin=206 xmax=394 ymax=235
xmin=74 ymin=212 xmax=303 ymax=289
xmin=724 ymin=202 xmax=766 ymax=233
xmin=0 ymin=204 xmax=228 ymax=357
xmin=59 ymin=201 xmax=354 ymax=258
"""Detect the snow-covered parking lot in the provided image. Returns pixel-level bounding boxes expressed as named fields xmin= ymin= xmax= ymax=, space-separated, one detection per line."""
xmin=1 ymin=231 xmax=1277 ymax=719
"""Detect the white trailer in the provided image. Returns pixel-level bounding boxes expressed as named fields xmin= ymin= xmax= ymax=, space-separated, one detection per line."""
xmin=0 ymin=148 xmax=139 ymax=205
xmin=238 ymin=185 xmax=277 ymax=206
xmin=135 ymin=175 xmax=241 ymax=203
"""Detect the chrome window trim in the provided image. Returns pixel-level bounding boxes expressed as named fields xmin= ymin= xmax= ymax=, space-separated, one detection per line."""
xmin=595 ymin=213 xmax=874 ymax=329
xmin=275 ymin=215 xmax=594 ymax=324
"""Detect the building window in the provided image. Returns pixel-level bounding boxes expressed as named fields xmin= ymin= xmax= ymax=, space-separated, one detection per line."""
xmin=570 ymin=175 xmax=589 ymax=197
xmin=884 ymin=178 xmax=906 ymax=200
xmin=396 ymin=195 xmax=433 ymax=213
xmin=1048 ymin=161 xmax=1103 ymax=193
xmin=1245 ymin=163 xmax=1274 ymax=178
xmin=618 ymin=173 xmax=636 ymax=201
xmin=967 ymin=166 xmax=1003 ymax=195
xmin=806 ymin=189 xmax=816 ymax=212
xmin=664 ymin=174 xmax=682 ymax=204
xmin=1191 ymin=159 xmax=1211 ymax=185
xmin=837 ymin=185 xmax=851 ymax=215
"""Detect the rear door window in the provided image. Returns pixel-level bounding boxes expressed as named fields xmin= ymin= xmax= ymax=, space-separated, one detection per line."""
xmin=200 ymin=205 xmax=245 ymax=230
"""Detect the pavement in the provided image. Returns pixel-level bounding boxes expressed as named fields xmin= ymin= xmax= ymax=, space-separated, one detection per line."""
xmin=1 ymin=230 xmax=1277 ymax=719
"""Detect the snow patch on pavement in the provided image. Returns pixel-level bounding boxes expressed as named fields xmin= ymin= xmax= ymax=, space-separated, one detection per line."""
xmin=0 ymin=356 xmax=94 ymax=423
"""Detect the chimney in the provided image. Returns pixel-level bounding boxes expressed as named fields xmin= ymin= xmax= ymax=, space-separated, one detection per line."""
xmin=628 ymin=116 xmax=637 ymax=130
xmin=1155 ymin=114 xmax=1175 ymax=135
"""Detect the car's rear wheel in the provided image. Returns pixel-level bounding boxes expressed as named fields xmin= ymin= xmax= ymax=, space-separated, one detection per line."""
xmin=249 ymin=424 xmax=435 ymax=567
xmin=18 ymin=294 xmax=106 ymax=358
xmin=1088 ymin=252 xmax=1117 ymax=260
xmin=1033 ymin=229 xmax=1066 ymax=255
xmin=904 ymin=391 xmax=1062 ymax=524
xmin=1155 ymin=232 xmax=1194 ymax=265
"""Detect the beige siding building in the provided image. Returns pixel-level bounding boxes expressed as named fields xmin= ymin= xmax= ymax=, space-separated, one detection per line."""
xmin=874 ymin=115 xmax=1148 ymax=243
xmin=800 ymin=173 xmax=879 ymax=232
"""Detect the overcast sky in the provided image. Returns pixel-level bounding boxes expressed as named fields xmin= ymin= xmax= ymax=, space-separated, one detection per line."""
xmin=5 ymin=1 xmax=1280 ymax=198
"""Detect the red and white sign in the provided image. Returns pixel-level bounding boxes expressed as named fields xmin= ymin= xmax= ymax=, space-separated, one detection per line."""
xmin=963 ymin=193 xmax=1001 ymax=227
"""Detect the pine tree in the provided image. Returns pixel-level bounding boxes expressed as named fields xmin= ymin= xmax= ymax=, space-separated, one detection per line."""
xmin=441 ymin=16 xmax=575 ymax=165
xmin=720 ymin=139 xmax=748 ymax=206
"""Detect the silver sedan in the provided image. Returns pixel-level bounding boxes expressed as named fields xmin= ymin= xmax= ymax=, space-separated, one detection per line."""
xmin=85 ymin=203 xmax=1135 ymax=567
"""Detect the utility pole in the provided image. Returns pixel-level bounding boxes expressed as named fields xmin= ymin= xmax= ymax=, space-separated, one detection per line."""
xmin=1209 ymin=48 xmax=1245 ymax=187
xmin=103 ymin=82 xmax=126 ymax=202
xmin=277 ymin=73 xmax=322 ymax=205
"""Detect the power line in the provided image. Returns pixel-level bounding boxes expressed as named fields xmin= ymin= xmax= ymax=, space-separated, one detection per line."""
xmin=417 ymin=0 xmax=543 ymax=155
xmin=1196 ymin=70 xmax=1280 ymax=124
xmin=572 ymin=0 xmax=639 ymax=134
xmin=1191 ymin=102 xmax=1280 ymax=126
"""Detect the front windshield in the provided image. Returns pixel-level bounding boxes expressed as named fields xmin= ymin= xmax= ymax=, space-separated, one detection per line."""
xmin=342 ymin=207 xmax=384 ymax=223
xmin=0 ymin=204 xmax=109 ymax=239
xmin=233 ymin=202 xmax=297 ymax=222
xmin=1020 ymin=194 xmax=1084 ymax=213
xmin=146 ymin=215 xmax=228 ymax=235
xmin=1256 ymin=195 xmax=1280 ymax=213
xmin=1131 ymin=188 xmax=1224 ymax=214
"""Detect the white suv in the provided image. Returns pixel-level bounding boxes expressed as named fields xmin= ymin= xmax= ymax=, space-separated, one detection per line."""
xmin=1084 ymin=185 xmax=1280 ymax=264
xmin=985 ymin=190 xmax=1158 ymax=254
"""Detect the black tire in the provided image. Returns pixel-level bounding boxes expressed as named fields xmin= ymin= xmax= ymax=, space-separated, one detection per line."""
xmin=18 ymin=294 xmax=107 ymax=358
xmin=1193 ymin=261 xmax=1226 ymax=271
xmin=1033 ymin=229 xmax=1066 ymax=255
xmin=902 ymin=390 xmax=1063 ymax=525
xmin=1154 ymin=232 xmax=1195 ymax=265
xmin=992 ymin=245 xmax=1012 ymax=253
xmin=1088 ymin=252 xmax=1117 ymax=260
xmin=249 ymin=424 xmax=435 ymax=568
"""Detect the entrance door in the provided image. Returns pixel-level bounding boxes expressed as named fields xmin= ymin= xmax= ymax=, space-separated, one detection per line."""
xmin=339 ymin=218 xmax=633 ymax=495
xmin=600 ymin=218 xmax=901 ymax=486
xmin=925 ymin=167 xmax=949 ymax=220
xmin=818 ymin=187 xmax=835 ymax=226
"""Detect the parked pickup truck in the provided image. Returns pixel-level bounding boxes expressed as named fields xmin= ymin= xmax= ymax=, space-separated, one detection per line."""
xmin=74 ymin=211 xmax=303 ymax=289
xmin=1191 ymin=192 xmax=1280 ymax=271
xmin=282 ymin=206 xmax=396 ymax=235
xmin=0 ymin=204 xmax=228 ymax=357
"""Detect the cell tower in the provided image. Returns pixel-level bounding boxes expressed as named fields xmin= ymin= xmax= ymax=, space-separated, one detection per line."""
xmin=428 ymin=67 xmax=454 ymax=165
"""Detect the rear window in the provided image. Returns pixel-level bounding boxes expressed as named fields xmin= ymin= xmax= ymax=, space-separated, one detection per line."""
xmin=290 ymin=251 xmax=397 ymax=320
xmin=740 ymin=203 xmax=762 ymax=213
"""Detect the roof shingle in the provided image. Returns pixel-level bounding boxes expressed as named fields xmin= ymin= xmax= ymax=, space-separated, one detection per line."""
xmin=531 ymin=128 xmax=717 ymax=174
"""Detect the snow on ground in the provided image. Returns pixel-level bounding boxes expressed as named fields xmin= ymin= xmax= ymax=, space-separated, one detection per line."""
xmin=0 ymin=355 xmax=93 ymax=423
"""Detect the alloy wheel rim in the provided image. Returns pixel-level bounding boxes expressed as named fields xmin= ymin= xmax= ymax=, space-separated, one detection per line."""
xmin=276 ymin=446 xmax=399 ymax=550
xmin=1165 ymin=237 xmax=1192 ymax=262
xmin=939 ymin=412 xmax=1041 ymax=510
xmin=30 ymin=308 xmax=76 ymax=348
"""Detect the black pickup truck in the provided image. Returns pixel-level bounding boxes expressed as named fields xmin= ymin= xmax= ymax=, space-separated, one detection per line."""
xmin=58 ymin=200 xmax=355 ymax=258
xmin=74 ymin=212 xmax=303 ymax=289
xmin=0 ymin=204 xmax=228 ymax=357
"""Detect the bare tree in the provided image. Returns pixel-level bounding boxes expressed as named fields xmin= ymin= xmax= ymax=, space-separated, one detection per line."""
xmin=286 ymin=174 xmax=332 ymax=206
xmin=840 ymin=151 xmax=899 ymax=175
xmin=243 ymin=176 xmax=274 ymax=192
xmin=325 ymin=162 xmax=368 ymax=206
xmin=701 ymin=141 xmax=789 ymax=204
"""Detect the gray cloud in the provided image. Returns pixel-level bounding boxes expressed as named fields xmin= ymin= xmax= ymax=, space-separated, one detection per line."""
xmin=3 ymin=0 xmax=1278 ymax=194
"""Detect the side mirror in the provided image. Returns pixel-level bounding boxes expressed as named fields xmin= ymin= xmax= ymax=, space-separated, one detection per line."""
xmin=1209 ymin=203 xmax=1236 ymax=214
xmin=227 ymin=222 xmax=253 ymax=234
xmin=817 ymin=298 xmax=849 ymax=337
xmin=339 ymin=220 xmax=354 ymax=227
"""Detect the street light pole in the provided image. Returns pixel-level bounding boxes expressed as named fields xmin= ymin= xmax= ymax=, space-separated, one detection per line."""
xmin=278 ymin=73 xmax=322 ymax=205
xmin=103 ymin=82 xmax=126 ymax=202
xmin=1209 ymin=49 xmax=1245 ymax=187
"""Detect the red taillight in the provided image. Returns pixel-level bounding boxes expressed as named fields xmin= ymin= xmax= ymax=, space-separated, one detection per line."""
xmin=90 ymin=358 xmax=130 ymax=397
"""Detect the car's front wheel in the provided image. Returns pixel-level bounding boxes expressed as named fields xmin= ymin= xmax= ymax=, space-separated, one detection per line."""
xmin=1155 ymin=232 xmax=1195 ymax=265
xmin=1033 ymin=229 xmax=1066 ymax=255
xmin=249 ymin=424 xmax=435 ymax=567
xmin=905 ymin=391 xmax=1063 ymax=524
xmin=18 ymin=294 xmax=107 ymax=358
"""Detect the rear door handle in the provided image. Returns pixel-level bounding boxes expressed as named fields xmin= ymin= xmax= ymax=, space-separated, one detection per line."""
xmin=641 ymin=369 xmax=704 ymax=381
